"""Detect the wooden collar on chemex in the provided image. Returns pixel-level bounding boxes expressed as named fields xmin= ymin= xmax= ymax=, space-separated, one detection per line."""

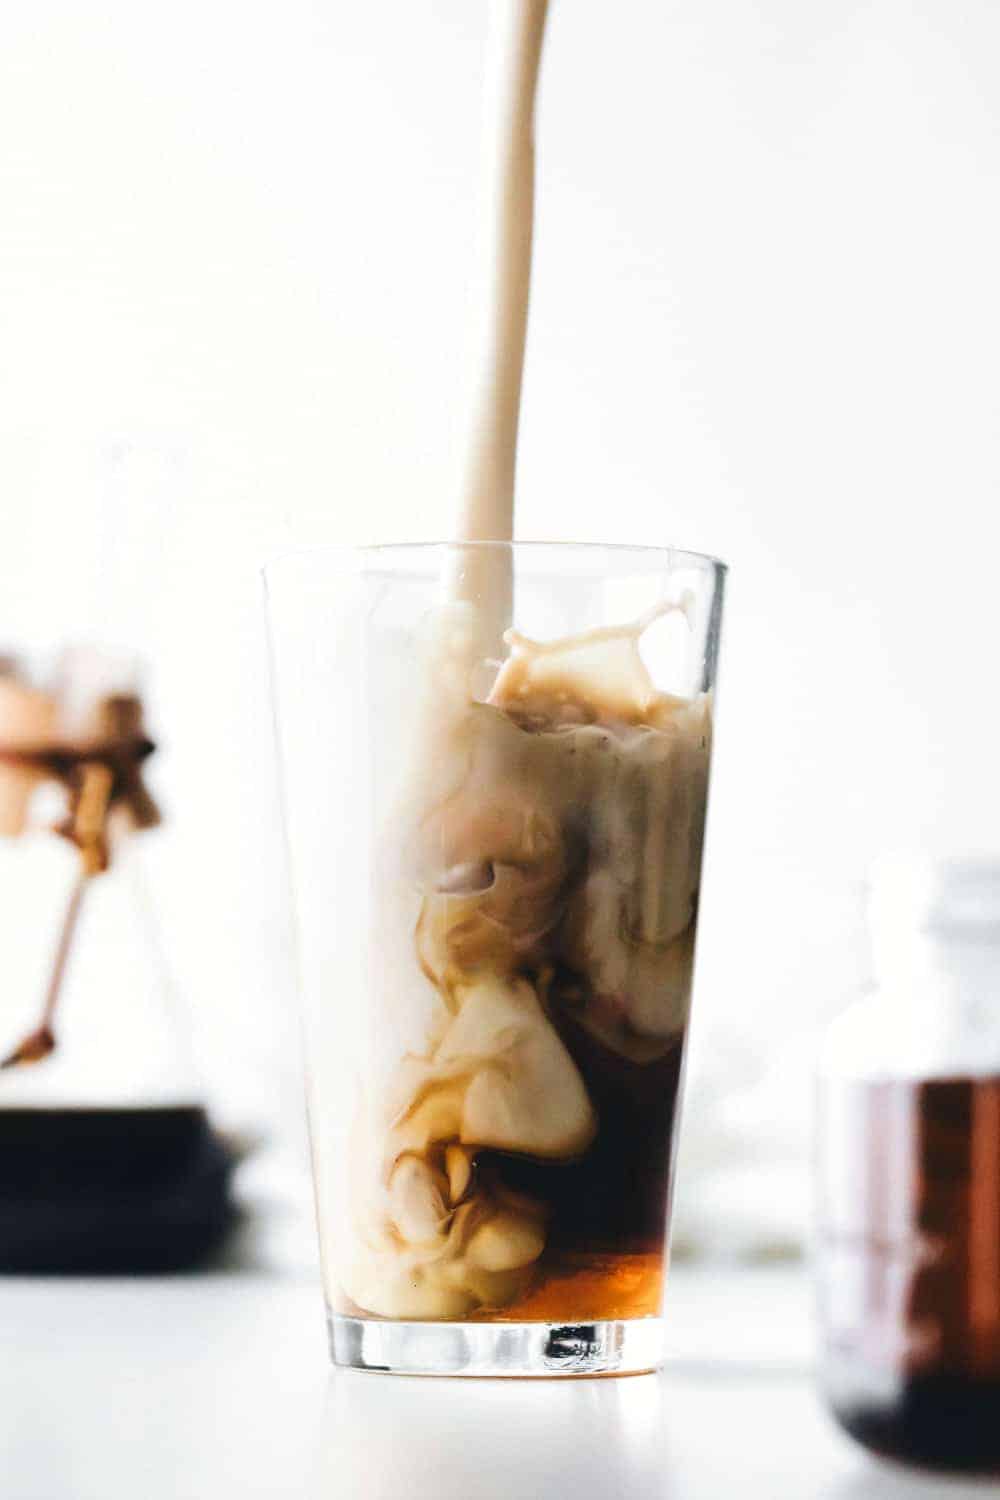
xmin=0 ymin=693 xmax=160 ymax=1069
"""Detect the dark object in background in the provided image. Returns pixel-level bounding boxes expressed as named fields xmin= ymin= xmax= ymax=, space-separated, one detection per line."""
xmin=817 ymin=858 xmax=1000 ymax=1474
xmin=818 ymin=1074 xmax=1000 ymax=1473
xmin=0 ymin=1106 xmax=237 ymax=1273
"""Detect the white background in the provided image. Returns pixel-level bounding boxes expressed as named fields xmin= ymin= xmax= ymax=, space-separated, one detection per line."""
xmin=2 ymin=0 xmax=999 ymax=1249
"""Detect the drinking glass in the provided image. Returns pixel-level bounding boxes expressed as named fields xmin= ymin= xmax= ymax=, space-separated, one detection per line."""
xmin=266 ymin=542 xmax=725 ymax=1376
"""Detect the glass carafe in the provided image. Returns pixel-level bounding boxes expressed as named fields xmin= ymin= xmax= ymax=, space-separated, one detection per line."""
xmin=0 ymin=649 xmax=235 ymax=1272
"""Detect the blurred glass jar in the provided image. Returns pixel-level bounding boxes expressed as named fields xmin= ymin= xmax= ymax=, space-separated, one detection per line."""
xmin=817 ymin=856 xmax=1000 ymax=1472
xmin=0 ymin=649 xmax=235 ymax=1272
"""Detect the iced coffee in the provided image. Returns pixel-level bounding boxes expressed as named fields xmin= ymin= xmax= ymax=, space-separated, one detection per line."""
xmin=335 ymin=596 xmax=713 ymax=1325
xmin=267 ymin=541 xmax=725 ymax=1372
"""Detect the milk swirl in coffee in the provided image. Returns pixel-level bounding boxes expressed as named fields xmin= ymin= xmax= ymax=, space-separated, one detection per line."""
xmin=339 ymin=599 xmax=711 ymax=1319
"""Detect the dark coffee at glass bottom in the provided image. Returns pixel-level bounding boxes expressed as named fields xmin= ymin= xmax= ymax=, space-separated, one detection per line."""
xmin=464 ymin=1020 xmax=684 ymax=1322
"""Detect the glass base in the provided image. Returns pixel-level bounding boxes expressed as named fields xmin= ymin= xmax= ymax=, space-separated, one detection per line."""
xmin=328 ymin=1312 xmax=664 ymax=1377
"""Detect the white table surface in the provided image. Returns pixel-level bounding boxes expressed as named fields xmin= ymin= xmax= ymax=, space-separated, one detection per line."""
xmin=1 ymin=1267 xmax=995 ymax=1500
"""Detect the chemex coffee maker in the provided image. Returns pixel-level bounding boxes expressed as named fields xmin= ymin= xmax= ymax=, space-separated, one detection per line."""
xmin=0 ymin=648 xmax=236 ymax=1272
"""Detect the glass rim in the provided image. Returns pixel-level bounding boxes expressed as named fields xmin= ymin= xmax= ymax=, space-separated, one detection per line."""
xmin=264 ymin=539 xmax=727 ymax=576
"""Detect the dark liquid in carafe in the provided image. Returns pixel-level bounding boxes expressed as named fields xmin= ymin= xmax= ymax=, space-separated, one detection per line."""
xmin=818 ymin=1074 xmax=1000 ymax=1472
xmin=0 ymin=1106 xmax=237 ymax=1273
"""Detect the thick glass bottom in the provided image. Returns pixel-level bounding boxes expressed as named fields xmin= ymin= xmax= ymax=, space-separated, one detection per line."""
xmin=328 ymin=1312 xmax=664 ymax=1377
